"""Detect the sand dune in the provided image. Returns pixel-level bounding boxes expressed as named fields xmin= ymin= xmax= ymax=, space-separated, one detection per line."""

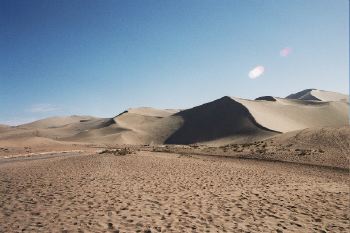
xmin=63 ymin=108 xmax=182 ymax=145
xmin=227 ymin=126 xmax=350 ymax=169
xmin=19 ymin=115 xmax=98 ymax=129
xmin=235 ymin=97 xmax=348 ymax=133
xmin=165 ymin=96 xmax=277 ymax=145
xmin=62 ymin=89 xmax=349 ymax=145
xmin=286 ymin=89 xmax=349 ymax=102
xmin=0 ymin=89 xmax=348 ymax=147
xmin=263 ymin=126 xmax=350 ymax=168
xmin=1 ymin=116 xmax=113 ymax=140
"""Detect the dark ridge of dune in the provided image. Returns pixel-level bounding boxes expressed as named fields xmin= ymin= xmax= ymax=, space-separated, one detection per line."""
xmin=255 ymin=96 xmax=277 ymax=101
xmin=165 ymin=96 xmax=279 ymax=145
xmin=115 ymin=110 xmax=128 ymax=117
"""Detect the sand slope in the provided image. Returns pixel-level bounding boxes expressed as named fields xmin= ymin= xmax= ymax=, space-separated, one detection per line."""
xmin=19 ymin=115 xmax=97 ymax=129
xmin=264 ymin=126 xmax=350 ymax=168
xmin=235 ymin=97 xmax=348 ymax=133
xmin=151 ymin=126 xmax=350 ymax=169
xmin=286 ymin=89 xmax=349 ymax=102
xmin=0 ymin=116 xmax=113 ymax=140
xmin=227 ymin=126 xmax=350 ymax=169
xmin=65 ymin=108 xmax=182 ymax=145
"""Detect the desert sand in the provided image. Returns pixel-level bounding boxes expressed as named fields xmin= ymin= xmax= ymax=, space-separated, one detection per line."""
xmin=0 ymin=150 xmax=349 ymax=233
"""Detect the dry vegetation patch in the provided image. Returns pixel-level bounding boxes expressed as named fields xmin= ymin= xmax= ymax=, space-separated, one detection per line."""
xmin=99 ymin=147 xmax=134 ymax=156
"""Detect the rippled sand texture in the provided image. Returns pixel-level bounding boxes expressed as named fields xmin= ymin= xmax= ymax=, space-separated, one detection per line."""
xmin=0 ymin=151 xmax=348 ymax=233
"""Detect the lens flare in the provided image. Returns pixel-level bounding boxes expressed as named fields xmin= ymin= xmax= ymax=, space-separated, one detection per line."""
xmin=280 ymin=47 xmax=292 ymax=57
xmin=248 ymin=65 xmax=265 ymax=79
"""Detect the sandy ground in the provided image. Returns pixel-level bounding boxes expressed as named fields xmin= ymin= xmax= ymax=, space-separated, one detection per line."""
xmin=0 ymin=151 xmax=348 ymax=233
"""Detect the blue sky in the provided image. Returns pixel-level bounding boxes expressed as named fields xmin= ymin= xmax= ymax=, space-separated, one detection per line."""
xmin=0 ymin=0 xmax=349 ymax=125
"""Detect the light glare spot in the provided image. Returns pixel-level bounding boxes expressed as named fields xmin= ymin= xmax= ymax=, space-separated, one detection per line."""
xmin=280 ymin=47 xmax=292 ymax=57
xmin=248 ymin=66 xmax=265 ymax=79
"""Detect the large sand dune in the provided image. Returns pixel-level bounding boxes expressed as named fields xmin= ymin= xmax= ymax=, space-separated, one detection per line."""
xmin=235 ymin=97 xmax=348 ymax=133
xmin=63 ymin=89 xmax=348 ymax=145
xmin=63 ymin=108 xmax=182 ymax=145
xmin=164 ymin=96 xmax=277 ymax=145
xmin=0 ymin=89 xmax=348 ymax=146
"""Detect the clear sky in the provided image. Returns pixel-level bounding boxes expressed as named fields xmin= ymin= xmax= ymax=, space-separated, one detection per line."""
xmin=0 ymin=0 xmax=349 ymax=125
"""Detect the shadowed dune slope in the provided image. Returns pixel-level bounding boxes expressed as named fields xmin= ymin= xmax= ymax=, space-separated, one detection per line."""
xmin=255 ymin=96 xmax=277 ymax=101
xmin=165 ymin=93 xmax=348 ymax=144
xmin=165 ymin=96 xmax=278 ymax=145
xmin=286 ymin=88 xmax=319 ymax=101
